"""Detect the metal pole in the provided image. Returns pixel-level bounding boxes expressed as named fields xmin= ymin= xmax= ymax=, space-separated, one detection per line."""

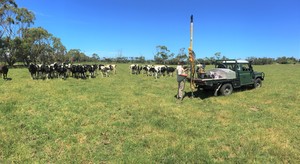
xmin=189 ymin=15 xmax=195 ymax=98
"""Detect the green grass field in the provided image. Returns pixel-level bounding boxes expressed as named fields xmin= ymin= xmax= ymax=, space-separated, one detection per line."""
xmin=0 ymin=64 xmax=299 ymax=163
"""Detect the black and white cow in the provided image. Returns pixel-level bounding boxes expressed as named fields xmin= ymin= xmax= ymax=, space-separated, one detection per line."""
xmin=108 ymin=64 xmax=117 ymax=74
xmin=28 ymin=63 xmax=38 ymax=79
xmin=70 ymin=64 xmax=78 ymax=78
xmin=92 ymin=64 xmax=98 ymax=76
xmin=129 ymin=64 xmax=140 ymax=75
xmin=48 ymin=63 xmax=57 ymax=78
xmin=166 ymin=66 xmax=176 ymax=77
xmin=149 ymin=65 xmax=167 ymax=79
xmin=0 ymin=65 xmax=9 ymax=79
xmin=141 ymin=65 xmax=152 ymax=76
xmin=86 ymin=64 xmax=97 ymax=78
xmin=56 ymin=63 xmax=68 ymax=79
xmin=77 ymin=65 xmax=87 ymax=79
xmin=99 ymin=64 xmax=111 ymax=77
xmin=36 ymin=64 xmax=48 ymax=79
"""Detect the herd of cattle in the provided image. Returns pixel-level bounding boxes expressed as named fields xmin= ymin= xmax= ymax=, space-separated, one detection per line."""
xmin=129 ymin=64 xmax=176 ymax=78
xmin=0 ymin=63 xmax=178 ymax=80
xmin=27 ymin=63 xmax=117 ymax=80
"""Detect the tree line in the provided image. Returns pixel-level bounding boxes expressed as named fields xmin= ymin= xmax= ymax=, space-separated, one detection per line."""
xmin=153 ymin=46 xmax=299 ymax=65
xmin=1 ymin=0 xmax=298 ymax=66
xmin=0 ymin=0 xmax=99 ymax=66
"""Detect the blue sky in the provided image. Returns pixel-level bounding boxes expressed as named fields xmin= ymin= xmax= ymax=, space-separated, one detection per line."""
xmin=16 ymin=0 xmax=300 ymax=60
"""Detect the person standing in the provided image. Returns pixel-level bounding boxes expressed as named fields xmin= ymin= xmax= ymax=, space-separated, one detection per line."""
xmin=177 ymin=61 xmax=188 ymax=100
xmin=199 ymin=64 xmax=206 ymax=78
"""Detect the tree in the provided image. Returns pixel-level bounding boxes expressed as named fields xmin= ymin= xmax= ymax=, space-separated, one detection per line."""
xmin=66 ymin=49 xmax=91 ymax=63
xmin=0 ymin=0 xmax=18 ymax=39
xmin=135 ymin=56 xmax=146 ymax=63
xmin=154 ymin=45 xmax=171 ymax=64
xmin=91 ymin=53 xmax=100 ymax=62
xmin=214 ymin=52 xmax=221 ymax=60
xmin=176 ymin=48 xmax=187 ymax=62
xmin=66 ymin=49 xmax=81 ymax=63
xmin=0 ymin=0 xmax=35 ymax=65
xmin=276 ymin=56 xmax=297 ymax=64
xmin=50 ymin=36 xmax=66 ymax=62
xmin=23 ymin=27 xmax=52 ymax=63
xmin=276 ymin=56 xmax=288 ymax=64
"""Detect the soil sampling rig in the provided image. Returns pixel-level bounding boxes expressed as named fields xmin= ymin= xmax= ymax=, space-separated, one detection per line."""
xmin=187 ymin=16 xmax=265 ymax=96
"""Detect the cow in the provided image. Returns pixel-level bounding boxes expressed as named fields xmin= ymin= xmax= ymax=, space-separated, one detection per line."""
xmin=36 ymin=64 xmax=48 ymax=79
xmin=70 ymin=64 xmax=78 ymax=78
xmin=107 ymin=64 xmax=117 ymax=74
xmin=56 ymin=63 xmax=68 ymax=79
xmin=76 ymin=65 xmax=87 ymax=79
xmin=0 ymin=65 xmax=9 ymax=79
xmin=149 ymin=65 xmax=167 ymax=79
xmin=130 ymin=64 xmax=140 ymax=75
xmin=68 ymin=64 xmax=86 ymax=79
xmin=48 ymin=63 xmax=56 ymax=79
xmin=92 ymin=64 xmax=98 ymax=76
xmin=28 ymin=63 xmax=38 ymax=79
xmin=65 ymin=63 xmax=72 ymax=77
xmin=28 ymin=63 xmax=50 ymax=80
xmin=86 ymin=64 xmax=97 ymax=78
xmin=166 ymin=66 xmax=176 ymax=77
xmin=142 ymin=65 xmax=152 ymax=76
xmin=99 ymin=64 xmax=111 ymax=77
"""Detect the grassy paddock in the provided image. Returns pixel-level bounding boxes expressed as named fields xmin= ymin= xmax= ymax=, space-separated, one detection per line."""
xmin=0 ymin=64 xmax=299 ymax=163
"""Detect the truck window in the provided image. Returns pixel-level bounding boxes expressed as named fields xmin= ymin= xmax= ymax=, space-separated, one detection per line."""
xmin=241 ymin=64 xmax=250 ymax=71
xmin=228 ymin=64 xmax=234 ymax=70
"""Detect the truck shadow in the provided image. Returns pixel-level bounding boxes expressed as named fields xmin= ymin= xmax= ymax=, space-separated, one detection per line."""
xmin=184 ymin=90 xmax=215 ymax=100
xmin=184 ymin=86 xmax=256 ymax=100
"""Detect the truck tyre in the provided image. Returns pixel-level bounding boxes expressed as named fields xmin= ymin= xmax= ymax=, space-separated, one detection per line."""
xmin=254 ymin=78 xmax=262 ymax=88
xmin=220 ymin=83 xmax=233 ymax=96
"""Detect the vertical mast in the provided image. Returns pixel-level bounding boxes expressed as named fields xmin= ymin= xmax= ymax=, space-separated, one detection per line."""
xmin=190 ymin=15 xmax=193 ymax=51
xmin=189 ymin=15 xmax=195 ymax=96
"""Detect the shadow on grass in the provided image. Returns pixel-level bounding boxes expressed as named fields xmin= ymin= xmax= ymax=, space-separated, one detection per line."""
xmin=181 ymin=86 xmax=257 ymax=100
xmin=174 ymin=89 xmax=215 ymax=100
xmin=185 ymin=90 xmax=215 ymax=100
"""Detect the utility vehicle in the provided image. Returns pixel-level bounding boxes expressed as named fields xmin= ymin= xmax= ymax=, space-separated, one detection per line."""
xmin=188 ymin=59 xmax=265 ymax=96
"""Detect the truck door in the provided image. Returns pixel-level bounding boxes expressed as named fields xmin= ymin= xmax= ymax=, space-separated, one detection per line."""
xmin=238 ymin=63 xmax=253 ymax=85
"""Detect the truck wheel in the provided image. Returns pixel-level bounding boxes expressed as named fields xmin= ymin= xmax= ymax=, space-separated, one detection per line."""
xmin=220 ymin=83 xmax=233 ymax=96
xmin=254 ymin=78 xmax=262 ymax=88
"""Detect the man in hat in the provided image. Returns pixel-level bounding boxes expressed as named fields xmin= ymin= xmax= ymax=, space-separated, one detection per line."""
xmin=176 ymin=61 xmax=188 ymax=100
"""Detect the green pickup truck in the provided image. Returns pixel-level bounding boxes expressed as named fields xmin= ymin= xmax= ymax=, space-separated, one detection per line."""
xmin=188 ymin=59 xmax=265 ymax=96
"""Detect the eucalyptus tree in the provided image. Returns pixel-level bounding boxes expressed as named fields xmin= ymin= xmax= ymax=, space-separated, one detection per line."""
xmin=0 ymin=0 xmax=18 ymax=39
xmin=176 ymin=48 xmax=187 ymax=62
xmin=50 ymin=36 xmax=66 ymax=63
xmin=155 ymin=45 xmax=171 ymax=64
xmin=66 ymin=49 xmax=89 ymax=63
xmin=0 ymin=0 xmax=35 ymax=65
xmin=22 ymin=27 xmax=53 ymax=64
xmin=91 ymin=53 xmax=100 ymax=62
